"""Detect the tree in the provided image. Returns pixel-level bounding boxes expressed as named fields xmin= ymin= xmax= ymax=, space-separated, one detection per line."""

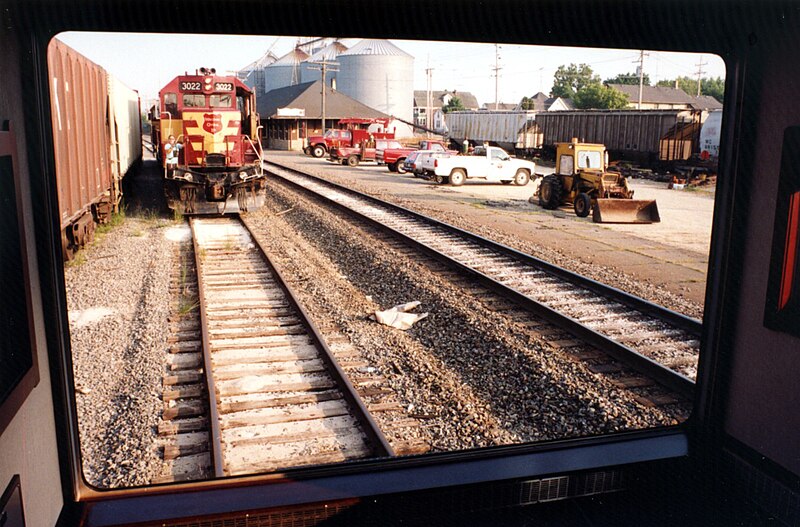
xmin=551 ymin=63 xmax=600 ymax=98
xmin=442 ymin=96 xmax=465 ymax=113
xmin=573 ymin=84 xmax=630 ymax=109
xmin=657 ymin=76 xmax=725 ymax=103
xmin=604 ymin=72 xmax=651 ymax=86
xmin=519 ymin=96 xmax=537 ymax=110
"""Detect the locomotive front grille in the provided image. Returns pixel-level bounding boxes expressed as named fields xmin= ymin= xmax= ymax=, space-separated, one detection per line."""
xmin=205 ymin=153 xmax=226 ymax=166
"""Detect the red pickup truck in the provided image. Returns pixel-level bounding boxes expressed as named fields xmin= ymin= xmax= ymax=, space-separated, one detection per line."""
xmin=376 ymin=140 xmax=454 ymax=173
xmin=331 ymin=139 xmax=403 ymax=167
xmin=305 ymin=118 xmax=394 ymax=158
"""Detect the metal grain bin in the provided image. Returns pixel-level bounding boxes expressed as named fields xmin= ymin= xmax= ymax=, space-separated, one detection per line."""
xmin=48 ymin=38 xmax=112 ymax=255
xmin=300 ymin=41 xmax=347 ymax=85
xmin=337 ymin=39 xmax=414 ymax=123
xmin=265 ymin=48 xmax=309 ymax=93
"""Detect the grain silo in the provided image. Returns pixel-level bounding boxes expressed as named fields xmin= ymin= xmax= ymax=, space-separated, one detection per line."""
xmin=300 ymin=41 xmax=348 ymax=86
xmin=336 ymin=39 xmax=413 ymax=122
xmin=238 ymin=51 xmax=278 ymax=94
xmin=265 ymin=48 xmax=309 ymax=93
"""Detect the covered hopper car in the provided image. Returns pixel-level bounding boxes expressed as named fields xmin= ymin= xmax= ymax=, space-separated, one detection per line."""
xmin=47 ymin=38 xmax=142 ymax=259
xmin=446 ymin=109 xmax=715 ymax=169
xmin=150 ymin=68 xmax=266 ymax=214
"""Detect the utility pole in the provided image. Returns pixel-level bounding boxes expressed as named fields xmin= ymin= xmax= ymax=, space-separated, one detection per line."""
xmin=694 ymin=56 xmax=707 ymax=96
xmin=309 ymin=60 xmax=338 ymax=135
xmin=493 ymin=44 xmax=502 ymax=110
xmin=425 ymin=64 xmax=434 ymax=138
xmin=634 ymin=50 xmax=649 ymax=109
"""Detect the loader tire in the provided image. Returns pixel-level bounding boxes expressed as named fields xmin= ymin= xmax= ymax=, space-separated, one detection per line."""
xmin=574 ymin=192 xmax=592 ymax=218
xmin=539 ymin=174 xmax=563 ymax=210
xmin=450 ymin=169 xmax=466 ymax=186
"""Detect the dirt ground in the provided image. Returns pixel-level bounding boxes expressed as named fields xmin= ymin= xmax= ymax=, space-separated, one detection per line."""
xmin=266 ymin=151 xmax=715 ymax=308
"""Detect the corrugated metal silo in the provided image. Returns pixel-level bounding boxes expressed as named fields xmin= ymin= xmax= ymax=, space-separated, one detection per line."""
xmin=238 ymin=51 xmax=278 ymax=94
xmin=337 ymin=39 xmax=414 ymax=122
xmin=265 ymin=48 xmax=309 ymax=93
xmin=301 ymin=41 xmax=347 ymax=85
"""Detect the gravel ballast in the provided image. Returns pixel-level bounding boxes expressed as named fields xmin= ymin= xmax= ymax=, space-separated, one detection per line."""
xmin=66 ymin=216 xmax=177 ymax=488
xmin=246 ymin=181 xmax=687 ymax=452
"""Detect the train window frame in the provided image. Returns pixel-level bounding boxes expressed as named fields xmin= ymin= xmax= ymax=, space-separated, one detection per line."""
xmin=31 ymin=22 xmax=739 ymax=523
xmin=0 ymin=121 xmax=39 ymax=436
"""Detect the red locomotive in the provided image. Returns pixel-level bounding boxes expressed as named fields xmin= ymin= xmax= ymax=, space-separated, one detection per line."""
xmin=151 ymin=67 xmax=266 ymax=214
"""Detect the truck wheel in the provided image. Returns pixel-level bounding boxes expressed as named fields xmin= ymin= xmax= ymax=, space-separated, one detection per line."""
xmin=538 ymin=174 xmax=563 ymax=210
xmin=303 ymin=146 xmax=310 ymax=155
xmin=396 ymin=159 xmax=407 ymax=173
xmin=501 ymin=180 xmax=512 ymax=185
xmin=312 ymin=145 xmax=326 ymax=158
xmin=347 ymin=155 xmax=359 ymax=167
xmin=434 ymin=175 xmax=445 ymax=184
xmin=574 ymin=192 xmax=592 ymax=218
xmin=449 ymin=169 xmax=466 ymax=186
xmin=388 ymin=162 xmax=398 ymax=173
xmin=514 ymin=169 xmax=530 ymax=186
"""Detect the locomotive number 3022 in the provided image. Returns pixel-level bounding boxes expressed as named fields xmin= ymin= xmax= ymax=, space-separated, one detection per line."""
xmin=180 ymin=81 xmax=202 ymax=91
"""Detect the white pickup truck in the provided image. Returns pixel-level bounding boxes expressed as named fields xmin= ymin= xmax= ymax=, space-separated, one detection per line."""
xmin=423 ymin=146 xmax=535 ymax=186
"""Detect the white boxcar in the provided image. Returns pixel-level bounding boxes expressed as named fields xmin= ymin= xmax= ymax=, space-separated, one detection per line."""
xmin=107 ymin=75 xmax=142 ymax=180
xmin=445 ymin=110 xmax=541 ymax=153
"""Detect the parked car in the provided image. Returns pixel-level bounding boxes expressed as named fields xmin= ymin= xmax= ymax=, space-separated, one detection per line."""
xmin=377 ymin=140 xmax=454 ymax=173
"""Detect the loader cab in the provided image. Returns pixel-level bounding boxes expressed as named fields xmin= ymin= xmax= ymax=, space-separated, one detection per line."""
xmin=556 ymin=139 xmax=608 ymax=176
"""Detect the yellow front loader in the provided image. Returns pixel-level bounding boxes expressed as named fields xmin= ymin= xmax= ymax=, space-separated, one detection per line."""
xmin=537 ymin=139 xmax=660 ymax=223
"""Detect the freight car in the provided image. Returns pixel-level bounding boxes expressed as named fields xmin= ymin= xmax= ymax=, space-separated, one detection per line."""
xmin=445 ymin=110 xmax=541 ymax=155
xmin=47 ymin=39 xmax=142 ymax=259
xmin=150 ymin=68 xmax=266 ymax=214
xmin=534 ymin=109 xmax=706 ymax=166
xmin=445 ymin=109 xmax=715 ymax=169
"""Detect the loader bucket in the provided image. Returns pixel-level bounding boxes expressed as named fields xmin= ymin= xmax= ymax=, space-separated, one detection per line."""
xmin=592 ymin=199 xmax=661 ymax=224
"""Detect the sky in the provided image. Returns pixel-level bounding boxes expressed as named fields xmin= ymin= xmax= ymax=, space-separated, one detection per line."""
xmin=56 ymin=32 xmax=726 ymax=106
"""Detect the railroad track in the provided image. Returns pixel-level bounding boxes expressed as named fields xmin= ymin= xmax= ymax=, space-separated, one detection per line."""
xmin=265 ymin=161 xmax=701 ymax=397
xmin=161 ymin=216 xmax=394 ymax=478
xmin=156 ymin=234 xmax=211 ymax=483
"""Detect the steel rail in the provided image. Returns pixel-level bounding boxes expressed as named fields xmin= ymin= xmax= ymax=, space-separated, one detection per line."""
xmin=238 ymin=215 xmax=396 ymax=458
xmin=264 ymin=161 xmax=696 ymax=398
xmin=190 ymin=217 xmax=225 ymax=478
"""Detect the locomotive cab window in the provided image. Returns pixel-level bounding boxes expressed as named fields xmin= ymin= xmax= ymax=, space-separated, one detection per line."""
xmin=163 ymin=92 xmax=178 ymax=116
xmin=210 ymin=94 xmax=232 ymax=108
xmin=48 ymin=32 xmax=722 ymax=494
xmin=182 ymin=93 xmax=205 ymax=108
